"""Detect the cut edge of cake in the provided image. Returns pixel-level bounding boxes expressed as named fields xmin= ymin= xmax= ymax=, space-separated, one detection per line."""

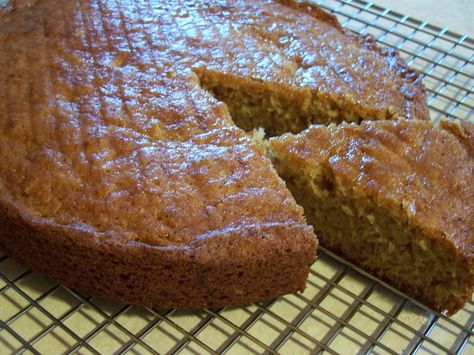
xmin=192 ymin=0 xmax=430 ymax=138
xmin=268 ymin=119 xmax=474 ymax=314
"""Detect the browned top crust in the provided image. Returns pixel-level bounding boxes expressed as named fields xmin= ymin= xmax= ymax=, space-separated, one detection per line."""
xmin=270 ymin=120 xmax=474 ymax=257
xmin=272 ymin=0 xmax=429 ymax=121
xmin=0 ymin=0 xmax=317 ymax=250
xmin=0 ymin=0 xmax=427 ymax=249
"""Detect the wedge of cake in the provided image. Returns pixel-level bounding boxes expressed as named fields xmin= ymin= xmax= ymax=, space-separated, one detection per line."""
xmin=269 ymin=119 xmax=474 ymax=314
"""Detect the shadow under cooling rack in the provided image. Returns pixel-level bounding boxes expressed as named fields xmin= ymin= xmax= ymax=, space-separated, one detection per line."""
xmin=1 ymin=0 xmax=474 ymax=354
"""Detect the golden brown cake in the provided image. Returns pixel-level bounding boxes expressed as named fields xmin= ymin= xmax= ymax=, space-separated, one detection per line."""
xmin=0 ymin=0 xmax=429 ymax=309
xmin=270 ymin=120 xmax=474 ymax=314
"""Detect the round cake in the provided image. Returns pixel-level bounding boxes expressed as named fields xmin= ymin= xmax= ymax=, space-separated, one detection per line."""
xmin=0 ymin=0 xmax=429 ymax=309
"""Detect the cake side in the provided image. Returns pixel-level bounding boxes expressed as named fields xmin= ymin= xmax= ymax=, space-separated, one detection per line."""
xmin=0 ymin=192 xmax=317 ymax=309
xmin=269 ymin=120 xmax=474 ymax=314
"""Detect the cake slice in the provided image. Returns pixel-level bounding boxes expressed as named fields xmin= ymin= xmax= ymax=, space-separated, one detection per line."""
xmin=269 ymin=119 xmax=474 ymax=314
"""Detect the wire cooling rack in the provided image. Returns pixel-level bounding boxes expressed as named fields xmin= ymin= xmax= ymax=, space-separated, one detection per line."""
xmin=1 ymin=0 xmax=474 ymax=354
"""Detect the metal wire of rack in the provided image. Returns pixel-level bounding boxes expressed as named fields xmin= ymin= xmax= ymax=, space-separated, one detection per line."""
xmin=0 ymin=0 xmax=473 ymax=353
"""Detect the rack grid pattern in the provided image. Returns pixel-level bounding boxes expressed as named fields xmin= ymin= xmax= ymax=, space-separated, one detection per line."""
xmin=1 ymin=0 xmax=473 ymax=354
